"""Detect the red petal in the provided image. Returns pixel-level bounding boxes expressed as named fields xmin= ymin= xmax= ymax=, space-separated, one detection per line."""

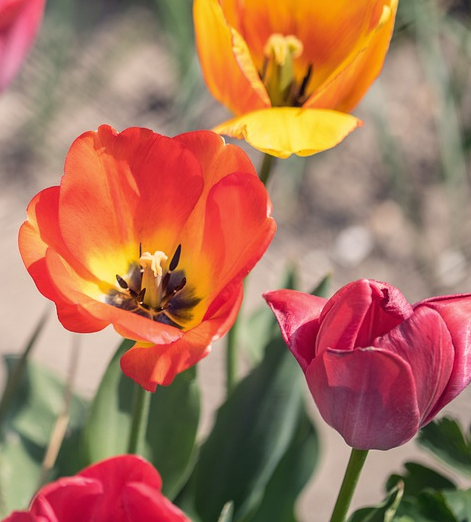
xmin=263 ymin=289 xmax=326 ymax=371
xmin=414 ymin=293 xmax=471 ymax=419
xmin=123 ymin=483 xmax=190 ymax=522
xmin=59 ymin=125 xmax=204 ymax=283
xmin=308 ymin=347 xmax=420 ymax=450
xmin=316 ymin=279 xmax=413 ymax=355
xmin=374 ymin=307 xmax=454 ymax=425
xmin=120 ymin=285 xmax=243 ymax=390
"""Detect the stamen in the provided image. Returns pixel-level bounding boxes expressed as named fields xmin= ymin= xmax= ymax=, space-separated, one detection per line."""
xmin=296 ymin=64 xmax=313 ymax=104
xmin=169 ymin=244 xmax=182 ymax=272
xmin=160 ymin=277 xmax=187 ymax=310
xmin=116 ymin=274 xmax=129 ymax=290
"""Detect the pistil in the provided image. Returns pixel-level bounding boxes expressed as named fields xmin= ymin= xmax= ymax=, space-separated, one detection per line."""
xmin=262 ymin=33 xmax=303 ymax=106
xmin=139 ymin=251 xmax=168 ymax=309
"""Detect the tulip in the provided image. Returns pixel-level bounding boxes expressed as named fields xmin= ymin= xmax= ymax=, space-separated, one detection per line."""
xmin=194 ymin=0 xmax=397 ymax=158
xmin=264 ymin=279 xmax=471 ymax=450
xmin=2 ymin=455 xmax=189 ymax=521
xmin=0 ymin=0 xmax=45 ymax=92
xmin=19 ymin=125 xmax=276 ymax=391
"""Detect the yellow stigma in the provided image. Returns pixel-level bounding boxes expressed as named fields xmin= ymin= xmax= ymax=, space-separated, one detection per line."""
xmin=139 ymin=250 xmax=168 ymax=309
xmin=262 ymin=34 xmax=303 ymax=107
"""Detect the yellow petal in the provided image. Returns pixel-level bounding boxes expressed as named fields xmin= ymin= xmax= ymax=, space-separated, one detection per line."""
xmin=193 ymin=0 xmax=269 ymax=116
xmin=213 ymin=107 xmax=362 ymax=159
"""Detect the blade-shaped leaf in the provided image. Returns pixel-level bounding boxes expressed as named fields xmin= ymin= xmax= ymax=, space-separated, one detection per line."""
xmin=0 ymin=434 xmax=43 ymax=517
xmin=418 ymin=417 xmax=471 ymax=477
xmin=247 ymin=400 xmax=319 ymax=522
xmin=194 ymin=336 xmax=304 ymax=521
xmin=82 ymin=338 xmax=200 ymax=498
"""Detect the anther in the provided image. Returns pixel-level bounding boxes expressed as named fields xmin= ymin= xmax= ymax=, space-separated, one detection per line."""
xmin=169 ymin=244 xmax=182 ymax=272
xmin=116 ymin=275 xmax=129 ymax=290
xmin=137 ymin=288 xmax=146 ymax=304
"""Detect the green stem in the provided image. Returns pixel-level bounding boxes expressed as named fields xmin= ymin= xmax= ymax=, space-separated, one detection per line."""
xmin=329 ymin=448 xmax=369 ymax=522
xmin=259 ymin=153 xmax=276 ymax=185
xmin=127 ymin=383 xmax=151 ymax=455
xmin=225 ymin=313 xmax=239 ymax=397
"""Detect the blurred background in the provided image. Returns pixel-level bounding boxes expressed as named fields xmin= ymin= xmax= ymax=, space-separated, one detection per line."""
xmin=1 ymin=0 xmax=471 ymax=519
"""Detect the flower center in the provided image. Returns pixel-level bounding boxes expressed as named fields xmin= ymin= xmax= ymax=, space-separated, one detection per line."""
xmin=261 ymin=33 xmax=312 ymax=107
xmin=107 ymin=244 xmax=200 ymax=329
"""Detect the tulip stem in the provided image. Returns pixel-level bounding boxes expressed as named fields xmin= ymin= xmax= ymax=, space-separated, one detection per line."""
xmin=127 ymin=383 xmax=151 ymax=455
xmin=259 ymin=153 xmax=276 ymax=185
xmin=226 ymin=312 xmax=239 ymax=396
xmin=329 ymin=448 xmax=369 ymax=522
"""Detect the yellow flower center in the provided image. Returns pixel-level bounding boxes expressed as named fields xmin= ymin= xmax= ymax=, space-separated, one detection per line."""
xmin=108 ymin=244 xmax=200 ymax=329
xmin=262 ymin=33 xmax=304 ymax=107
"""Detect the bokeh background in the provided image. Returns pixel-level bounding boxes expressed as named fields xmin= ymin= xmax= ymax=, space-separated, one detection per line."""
xmin=1 ymin=0 xmax=471 ymax=519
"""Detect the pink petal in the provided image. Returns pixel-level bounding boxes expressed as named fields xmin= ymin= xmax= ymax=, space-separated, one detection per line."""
xmin=373 ymin=306 xmax=454 ymax=426
xmin=415 ymin=293 xmax=471 ymax=418
xmin=307 ymin=346 xmax=420 ymax=450
xmin=316 ymin=279 xmax=413 ymax=355
xmin=263 ymin=289 xmax=326 ymax=371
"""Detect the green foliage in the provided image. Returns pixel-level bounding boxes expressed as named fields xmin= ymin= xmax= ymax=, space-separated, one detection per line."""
xmin=0 ymin=354 xmax=87 ymax=516
xmin=348 ymin=482 xmax=404 ymax=522
xmin=418 ymin=417 xmax=471 ymax=477
xmin=82 ymin=338 xmax=200 ymax=499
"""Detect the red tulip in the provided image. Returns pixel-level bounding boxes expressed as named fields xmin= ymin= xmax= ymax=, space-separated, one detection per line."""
xmin=19 ymin=125 xmax=276 ymax=391
xmin=264 ymin=279 xmax=471 ymax=450
xmin=2 ymin=455 xmax=189 ymax=521
xmin=0 ymin=0 xmax=45 ymax=92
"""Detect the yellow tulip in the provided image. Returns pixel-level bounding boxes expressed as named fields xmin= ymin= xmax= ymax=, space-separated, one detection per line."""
xmin=194 ymin=0 xmax=398 ymax=158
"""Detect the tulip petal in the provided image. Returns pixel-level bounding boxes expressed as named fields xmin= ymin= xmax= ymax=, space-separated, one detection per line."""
xmin=308 ymin=347 xmax=420 ymax=450
xmin=415 ymin=294 xmax=471 ymax=419
xmin=263 ymin=289 xmax=326 ymax=371
xmin=193 ymin=0 xmax=269 ymax=116
xmin=59 ymin=125 xmax=204 ymax=284
xmin=373 ymin=307 xmax=454 ymax=425
xmin=123 ymin=483 xmax=189 ymax=521
xmin=303 ymin=0 xmax=398 ymax=112
xmin=120 ymin=285 xmax=243 ymax=390
xmin=213 ymin=107 xmax=362 ymax=158
xmin=32 ymin=477 xmax=101 ymax=522
xmin=316 ymin=279 xmax=413 ymax=356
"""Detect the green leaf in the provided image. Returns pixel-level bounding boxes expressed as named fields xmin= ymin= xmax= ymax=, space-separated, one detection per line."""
xmin=83 ymin=338 xmax=200 ymax=498
xmin=348 ymin=482 xmax=404 ymax=522
xmin=0 ymin=434 xmax=43 ymax=517
xmin=247 ymin=400 xmax=319 ymax=522
xmin=387 ymin=462 xmax=456 ymax=498
xmin=418 ymin=417 xmax=471 ymax=477
xmin=416 ymin=491 xmax=459 ymax=522
xmin=3 ymin=356 xmax=87 ymax=449
xmin=194 ymin=336 xmax=304 ymax=522
xmin=442 ymin=489 xmax=471 ymax=520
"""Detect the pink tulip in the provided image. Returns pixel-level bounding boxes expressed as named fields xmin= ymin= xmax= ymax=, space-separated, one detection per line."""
xmin=0 ymin=0 xmax=45 ymax=92
xmin=2 ymin=455 xmax=190 ymax=521
xmin=264 ymin=279 xmax=471 ymax=450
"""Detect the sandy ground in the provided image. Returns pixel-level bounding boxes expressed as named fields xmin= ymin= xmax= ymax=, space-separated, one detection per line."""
xmin=1 ymin=4 xmax=471 ymax=520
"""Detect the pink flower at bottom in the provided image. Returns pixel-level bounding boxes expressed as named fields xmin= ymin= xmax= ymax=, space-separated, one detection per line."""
xmin=264 ymin=279 xmax=471 ymax=450
xmin=2 ymin=455 xmax=189 ymax=522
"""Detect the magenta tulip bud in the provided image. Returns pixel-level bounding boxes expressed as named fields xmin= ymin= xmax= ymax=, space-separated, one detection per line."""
xmin=264 ymin=279 xmax=471 ymax=450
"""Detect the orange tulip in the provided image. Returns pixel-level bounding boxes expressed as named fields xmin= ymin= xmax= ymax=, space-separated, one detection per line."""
xmin=194 ymin=0 xmax=398 ymax=158
xmin=19 ymin=125 xmax=276 ymax=391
